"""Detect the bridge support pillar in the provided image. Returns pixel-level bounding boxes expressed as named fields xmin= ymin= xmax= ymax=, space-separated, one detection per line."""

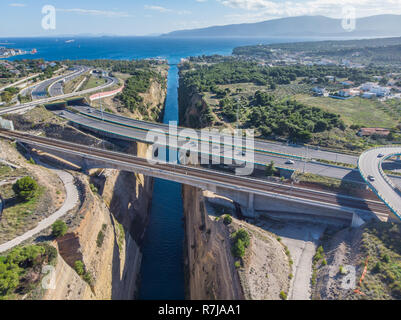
xmin=351 ymin=212 xmax=365 ymax=228
xmin=242 ymin=193 xmax=256 ymax=218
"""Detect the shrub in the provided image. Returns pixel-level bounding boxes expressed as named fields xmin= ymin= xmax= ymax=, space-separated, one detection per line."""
xmin=322 ymin=259 xmax=327 ymax=266
xmin=52 ymin=220 xmax=67 ymax=238
xmin=233 ymin=229 xmax=250 ymax=248
xmin=339 ymin=265 xmax=347 ymax=275
xmin=83 ymin=272 xmax=93 ymax=285
xmin=74 ymin=260 xmax=85 ymax=276
xmin=280 ymin=291 xmax=287 ymax=300
xmin=382 ymin=254 xmax=391 ymax=263
xmin=89 ymin=183 xmax=98 ymax=194
xmin=234 ymin=261 xmax=241 ymax=269
xmin=96 ymin=230 xmax=105 ymax=248
xmin=12 ymin=176 xmax=38 ymax=201
xmin=223 ymin=215 xmax=232 ymax=225
xmin=232 ymin=239 xmax=245 ymax=258
xmin=373 ymin=262 xmax=383 ymax=273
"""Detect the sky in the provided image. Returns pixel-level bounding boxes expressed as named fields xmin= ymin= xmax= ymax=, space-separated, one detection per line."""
xmin=1 ymin=0 xmax=401 ymax=37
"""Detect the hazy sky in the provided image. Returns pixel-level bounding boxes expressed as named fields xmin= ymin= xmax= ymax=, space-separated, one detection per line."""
xmin=1 ymin=0 xmax=401 ymax=37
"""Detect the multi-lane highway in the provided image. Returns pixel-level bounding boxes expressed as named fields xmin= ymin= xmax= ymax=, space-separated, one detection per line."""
xmin=0 ymin=73 xmax=118 ymax=116
xmin=30 ymin=66 xmax=88 ymax=100
xmin=71 ymin=105 xmax=359 ymax=166
xmin=47 ymin=66 xmax=91 ymax=97
xmin=58 ymin=107 xmax=401 ymax=187
xmin=359 ymin=147 xmax=401 ymax=221
xmin=0 ymin=129 xmax=391 ymax=220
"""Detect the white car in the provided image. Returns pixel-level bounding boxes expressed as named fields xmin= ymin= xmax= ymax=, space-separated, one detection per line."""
xmin=368 ymin=175 xmax=376 ymax=182
xmin=378 ymin=153 xmax=385 ymax=158
xmin=285 ymin=160 xmax=295 ymax=165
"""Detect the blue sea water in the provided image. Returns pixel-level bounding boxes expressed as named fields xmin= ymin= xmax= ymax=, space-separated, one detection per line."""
xmin=1 ymin=36 xmax=303 ymax=299
xmin=0 ymin=36 xmax=305 ymax=63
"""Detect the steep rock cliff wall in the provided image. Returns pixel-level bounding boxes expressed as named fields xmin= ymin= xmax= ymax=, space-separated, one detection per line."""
xmin=182 ymin=184 xmax=243 ymax=300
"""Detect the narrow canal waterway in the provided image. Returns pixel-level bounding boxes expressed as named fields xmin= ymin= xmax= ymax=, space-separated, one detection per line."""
xmin=138 ymin=64 xmax=186 ymax=300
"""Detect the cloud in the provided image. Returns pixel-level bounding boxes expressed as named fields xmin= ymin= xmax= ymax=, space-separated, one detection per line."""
xmin=144 ymin=5 xmax=172 ymax=13
xmin=144 ymin=5 xmax=191 ymax=15
xmin=217 ymin=0 xmax=401 ymax=19
xmin=9 ymin=3 xmax=26 ymax=7
xmin=57 ymin=8 xmax=133 ymax=18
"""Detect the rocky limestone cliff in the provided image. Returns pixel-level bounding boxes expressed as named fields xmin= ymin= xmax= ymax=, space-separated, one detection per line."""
xmin=43 ymin=142 xmax=153 ymax=300
xmin=182 ymin=184 xmax=244 ymax=300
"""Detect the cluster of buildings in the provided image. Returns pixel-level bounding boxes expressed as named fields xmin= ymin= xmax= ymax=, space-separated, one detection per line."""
xmin=0 ymin=60 xmax=21 ymax=76
xmin=313 ymin=79 xmax=399 ymax=100
xmin=0 ymin=47 xmax=33 ymax=59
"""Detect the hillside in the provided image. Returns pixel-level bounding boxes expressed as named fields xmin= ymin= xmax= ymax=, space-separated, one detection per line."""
xmin=163 ymin=15 xmax=401 ymax=38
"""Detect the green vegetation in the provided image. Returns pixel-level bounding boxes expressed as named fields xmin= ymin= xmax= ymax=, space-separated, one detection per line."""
xmin=279 ymin=291 xmax=287 ymax=300
xmin=339 ymin=265 xmax=347 ymax=275
xmin=223 ymin=214 xmax=232 ymax=225
xmin=231 ymin=229 xmax=250 ymax=258
xmin=64 ymin=59 xmax=167 ymax=118
xmin=73 ymin=260 xmax=93 ymax=286
xmin=12 ymin=176 xmax=38 ymax=201
xmin=266 ymin=161 xmax=278 ymax=177
xmin=118 ymin=69 xmax=164 ymax=114
xmin=233 ymin=37 xmax=401 ymax=67
xmin=294 ymin=172 xmax=367 ymax=196
xmin=89 ymin=183 xmax=98 ymax=194
xmin=0 ymin=244 xmax=57 ymax=300
xmin=74 ymin=260 xmax=85 ymax=276
xmin=51 ymin=220 xmax=68 ymax=238
xmin=1 ymin=87 xmax=19 ymax=104
xmin=81 ymin=75 xmax=107 ymax=91
xmin=96 ymin=224 xmax=107 ymax=248
xmin=355 ymin=222 xmax=401 ymax=299
xmin=179 ymin=56 xmax=401 ymax=151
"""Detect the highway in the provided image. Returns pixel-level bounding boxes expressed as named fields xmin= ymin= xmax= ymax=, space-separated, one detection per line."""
xmin=358 ymin=147 xmax=401 ymax=221
xmin=58 ymin=108 xmax=401 ymax=187
xmin=0 ymin=73 xmax=118 ymax=116
xmin=31 ymin=66 xmax=89 ymax=100
xmin=71 ymin=105 xmax=359 ymax=166
xmin=48 ymin=66 xmax=91 ymax=97
xmin=0 ymin=128 xmax=391 ymax=220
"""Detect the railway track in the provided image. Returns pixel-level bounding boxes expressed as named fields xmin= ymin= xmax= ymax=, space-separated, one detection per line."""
xmin=0 ymin=129 xmax=390 ymax=220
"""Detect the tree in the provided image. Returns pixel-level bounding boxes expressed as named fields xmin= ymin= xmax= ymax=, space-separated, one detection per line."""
xmin=223 ymin=215 xmax=232 ymax=225
xmin=232 ymin=239 xmax=245 ymax=258
xmin=233 ymin=229 xmax=250 ymax=248
xmin=52 ymin=220 xmax=67 ymax=238
xmin=266 ymin=161 xmax=277 ymax=177
xmin=12 ymin=176 xmax=38 ymax=201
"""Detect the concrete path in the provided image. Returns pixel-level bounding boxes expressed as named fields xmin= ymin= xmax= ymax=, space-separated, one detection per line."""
xmin=0 ymin=168 xmax=79 ymax=253
xmin=258 ymin=220 xmax=325 ymax=300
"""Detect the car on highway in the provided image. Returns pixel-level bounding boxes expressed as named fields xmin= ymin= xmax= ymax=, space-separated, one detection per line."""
xmin=368 ymin=175 xmax=376 ymax=182
xmin=285 ymin=160 xmax=295 ymax=165
xmin=378 ymin=153 xmax=385 ymax=158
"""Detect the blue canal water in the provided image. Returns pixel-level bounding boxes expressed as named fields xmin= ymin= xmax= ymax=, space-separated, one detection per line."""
xmin=1 ymin=36 xmax=309 ymax=299
xmin=138 ymin=64 xmax=185 ymax=300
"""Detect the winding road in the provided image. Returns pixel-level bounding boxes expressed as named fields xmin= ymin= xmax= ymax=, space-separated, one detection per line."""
xmin=0 ymin=165 xmax=79 ymax=253
xmin=358 ymin=147 xmax=401 ymax=221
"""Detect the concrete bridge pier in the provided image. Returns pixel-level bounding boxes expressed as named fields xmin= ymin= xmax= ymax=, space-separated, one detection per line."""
xmin=242 ymin=193 xmax=256 ymax=219
xmin=351 ymin=212 xmax=366 ymax=228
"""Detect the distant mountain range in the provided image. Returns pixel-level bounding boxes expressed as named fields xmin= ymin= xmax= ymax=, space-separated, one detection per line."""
xmin=162 ymin=15 xmax=401 ymax=38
